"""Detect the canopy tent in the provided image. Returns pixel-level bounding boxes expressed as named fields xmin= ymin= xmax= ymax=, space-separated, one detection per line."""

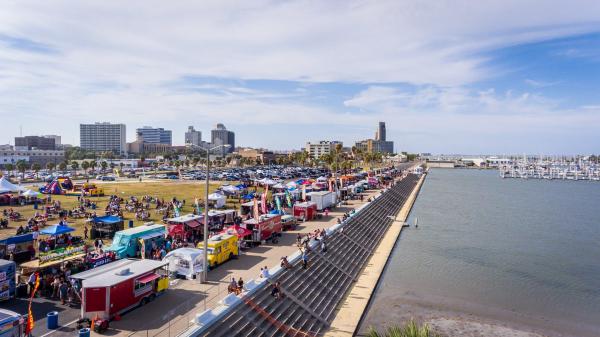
xmin=285 ymin=181 xmax=298 ymax=189
xmin=0 ymin=176 xmax=25 ymax=193
xmin=235 ymin=183 xmax=247 ymax=189
xmin=241 ymin=192 xmax=255 ymax=200
xmin=40 ymin=224 xmax=75 ymax=236
xmin=271 ymin=183 xmax=286 ymax=190
xmin=257 ymin=178 xmax=278 ymax=186
xmin=221 ymin=185 xmax=240 ymax=194
xmin=22 ymin=189 xmax=41 ymax=197
xmin=208 ymin=192 xmax=226 ymax=208
xmin=162 ymin=247 xmax=205 ymax=279
xmin=91 ymin=215 xmax=122 ymax=224
xmin=166 ymin=214 xmax=203 ymax=237
xmin=220 ymin=224 xmax=252 ymax=238
xmin=316 ymin=176 xmax=328 ymax=182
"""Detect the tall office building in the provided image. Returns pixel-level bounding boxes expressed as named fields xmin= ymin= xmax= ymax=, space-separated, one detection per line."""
xmin=135 ymin=126 xmax=172 ymax=145
xmin=305 ymin=141 xmax=343 ymax=159
xmin=80 ymin=122 xmax=127 ymax=155
xmin=211 ymin=123 xmax=235 ymax=154
xmin=375 ymin=121 xmax=386 ymax=141
xmin=43 ymin=135 xmax=62 ymax=147
xmin=185 ymin=126 xmax=202 ymax=146
xmin=14 ymin=136 xmax=56 ymax=150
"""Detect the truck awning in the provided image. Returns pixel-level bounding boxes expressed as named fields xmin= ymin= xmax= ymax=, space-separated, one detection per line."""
xmin=137 ymin=273 xmax=160 ymax=284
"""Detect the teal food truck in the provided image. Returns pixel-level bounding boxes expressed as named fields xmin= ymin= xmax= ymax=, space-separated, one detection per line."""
xmin=0 ymin=260 xmax=16 ymax=302
xmin=105 ymin=224 xmax=166 ymax=259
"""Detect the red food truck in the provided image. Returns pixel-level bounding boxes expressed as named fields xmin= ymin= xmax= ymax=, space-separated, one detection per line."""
xmin=293 ymin=201 xmax=318 ymax=221
xmin=242 ymin=214 xmax=282 ymax=246
xmin=72 ymin=259 xmax=169 ymax=321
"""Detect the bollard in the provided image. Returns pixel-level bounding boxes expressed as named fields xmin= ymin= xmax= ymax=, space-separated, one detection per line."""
xmin=46 ymin=311 xmax=58 ymax=329
xmin=79 ymin=328 xmax=91 ymax=337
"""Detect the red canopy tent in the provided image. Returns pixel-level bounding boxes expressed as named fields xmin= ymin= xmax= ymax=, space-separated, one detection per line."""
xmin=220 ymin=225 xmax=252 ymax=239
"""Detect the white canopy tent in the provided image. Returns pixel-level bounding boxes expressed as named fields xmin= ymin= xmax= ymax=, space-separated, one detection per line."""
xmin=208 ymin=192 xmax=227 ymax=208
xmin=162 ymin=247 xmax=205 ymax=279
xmin=0 ymin=176 xmax=25 ymax=193
xmin=22 ymin=189 xmax=41 ymax=197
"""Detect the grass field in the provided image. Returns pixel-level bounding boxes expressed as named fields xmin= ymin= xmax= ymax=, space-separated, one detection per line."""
xmin=0 ymin=180 xmax=246 ymax=241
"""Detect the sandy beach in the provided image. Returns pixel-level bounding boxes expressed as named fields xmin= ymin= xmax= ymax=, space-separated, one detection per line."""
xmin=359 ymin=290 xmax=600 ymax=337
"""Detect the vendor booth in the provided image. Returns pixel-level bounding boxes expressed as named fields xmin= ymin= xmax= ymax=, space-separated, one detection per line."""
xmin=281 ymin=214 xmax=297 ymax=231
xmin=240 ymin=201 xmax=255 ymax=216
xmin=165 ymin=214 xmax=203 ymax=240
xmin=89 ymin=215 xmax=124 ymax=239
xmin=293 ymin=202 xmax=318 ymax=221
xmin=241 ymin=214 xmax=282 ymax=246
xmin=0 ymin=259 xmax=16 ymax=301
xmin=0 ymin=234 xmax=35 ymax=263
xmin=162 ymin=247 xmax=205 ymax=279
xmin=220 ymin=224 xmax=252 ymax=240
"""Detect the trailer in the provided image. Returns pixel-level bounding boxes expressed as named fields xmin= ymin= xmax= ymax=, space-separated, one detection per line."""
xmin=242 ymin=214 xmax=282 ymax=245
xmin=0 ymin=260 xmax=16 ymax=302
xmin=72 ymin=259 xmax=169 ymax=320
xmin=307 ymin=191 xmax=337 ymax=210
xmin=293 ymin=202 xmax=318 ymax=221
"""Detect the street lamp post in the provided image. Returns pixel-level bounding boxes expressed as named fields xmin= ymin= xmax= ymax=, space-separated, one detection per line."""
xmin=202 ymin=144 xmax=230 ymax=283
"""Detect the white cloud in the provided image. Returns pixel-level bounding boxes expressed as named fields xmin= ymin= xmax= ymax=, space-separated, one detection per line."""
xmin=1 ymin=1 xmax=600 ymax=152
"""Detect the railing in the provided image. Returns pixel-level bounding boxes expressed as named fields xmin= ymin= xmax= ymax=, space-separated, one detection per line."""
xmin=125 ymin=279 xmax=230 ymax=337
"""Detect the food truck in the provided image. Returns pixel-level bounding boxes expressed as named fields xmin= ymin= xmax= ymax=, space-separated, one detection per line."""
xmin=0 ymin=234 xmax=35 ymax=263
xmin=105 ymin=224 xmax=166 ymax=259
xmin=242 ymin=214 xmax=282 ymax=245
xmin=293 ymin=202 xmax=318 ymax=221
xmin=306 ymin=191 xmax=337 ymax=210
xmin=0 ymin=260 xmax=16 ymax=302
xmin=280 ymin=215 xmax=297 ymax=231
xmin=203 ymin=234 xmax=239 ymax=269
xmin=0 ymin=309 xmax=26 ymax=337
xmin=165 ymin=214 xmax=203 ymax=240
xmin=72 ymin=259 xmax=169 ymax=320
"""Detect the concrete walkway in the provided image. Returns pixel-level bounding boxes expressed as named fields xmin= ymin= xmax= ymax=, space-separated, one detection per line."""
xmin=324 ymin=173 xmax=426 ymax=337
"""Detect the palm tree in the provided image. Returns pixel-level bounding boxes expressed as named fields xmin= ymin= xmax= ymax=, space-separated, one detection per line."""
xmin=32 ymin=163 xmax=41 ymax=176
xmin=58 ymin=161 xmax=68 ymax=171
xmin=4 ymin=163 xmax=14 ymax=176
xmin=46 ymin=162 xmax=55 ymax=173
xmin=366 ymin=320 xmax=440 ymax=337
xmin=89 ymin=161 xmax=97 ymax=173
xmin=81 ymin=161 xmax=90 ymax=174
xmin=100 ymin=161 xmax=108 ymax=171
xmin=71 ymin=161 xmax=79 ymax=172
xmin=16 ymin=160 xmax=28 ymax=178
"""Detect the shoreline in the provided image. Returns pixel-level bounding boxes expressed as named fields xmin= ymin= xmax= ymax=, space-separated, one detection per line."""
xmin=359 ymin=290 xmax=600 ymax=337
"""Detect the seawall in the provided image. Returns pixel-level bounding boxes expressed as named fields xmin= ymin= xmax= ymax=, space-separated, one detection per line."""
xmin=324 ymin=172 xmax=427 ymax=336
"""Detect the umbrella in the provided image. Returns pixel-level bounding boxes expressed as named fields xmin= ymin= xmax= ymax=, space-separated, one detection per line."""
xmin=40 ymin=224 xmax=75 ymax=236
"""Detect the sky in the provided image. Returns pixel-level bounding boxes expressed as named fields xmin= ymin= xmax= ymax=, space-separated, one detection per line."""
xmin=1 ymin=0 xmax=599 ymax=155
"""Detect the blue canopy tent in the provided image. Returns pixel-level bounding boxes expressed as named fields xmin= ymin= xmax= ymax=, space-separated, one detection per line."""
xmin=235 ymin=183 xmax=247 ymax=189
xmin=241 ymin=192 xmax=256 ymax=200
xmin=269 ymin=209 xmax=284 ymax=215
xmin=0 ymin=233 xmax=35 ymax=262
xmin=40 ymin=224 xmax=75 ymax=236
xmin=89 ymin=215 xmax=124 ymax=239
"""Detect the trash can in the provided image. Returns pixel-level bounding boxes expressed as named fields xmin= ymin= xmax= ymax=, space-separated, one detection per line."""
xmin=46 ymin=311 xmax=58 ymax=329
xmin=128 ymin=220 xmax=134 ymax=228
xmin=33 ymin=202 xmax=38 ymax=210
xmin=79 ymin=328 xmax=91 ymax=337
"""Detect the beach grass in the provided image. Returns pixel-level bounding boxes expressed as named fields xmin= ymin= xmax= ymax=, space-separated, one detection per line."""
xmin=366 ymin=320 xmax=440 ymax=337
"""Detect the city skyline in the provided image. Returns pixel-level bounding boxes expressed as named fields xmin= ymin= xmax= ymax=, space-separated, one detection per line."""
xmin=1 ymin=1 xmax=600 ymax=154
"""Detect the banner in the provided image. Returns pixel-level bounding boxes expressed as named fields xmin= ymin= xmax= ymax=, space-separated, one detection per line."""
xmin=302 ymin=184 xmax=306 ymax=201
xmin=261 ymin=192 xmax=267 ymax=214
xmin=38 ymin=244 xmax=85 ymax=264
xmin=139 ymin=238 xmax=145 ymax=259
xmin=285 ymin=191 xmax=292 ymax=208
xmin=328 ymin=179 xmax=333 ymax=192
xmin=194 ymin=198 xmax=201 ymax=215
xmin=275 ymin=195 xmax=281 ymax=211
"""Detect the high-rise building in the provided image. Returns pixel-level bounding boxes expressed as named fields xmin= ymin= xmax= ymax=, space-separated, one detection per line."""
xmin=211 ymin=123 xmax=235 ymax=154
xmin=80 ymin=122 xmax=127 ymax=155
xmin=185 ymin=126 xmax=202 ymax=146
xmin=14 ymin=136 xmax=56 ymax=150
xmin=43 ymin=135 xmax=62 ymax=146
xmin=375 ymin=121 xmax=386 ymax=141
xmin=355 ymin=122 xmax=394 ymax=154
xmin=305 ymin=141 xmax=343 ymax=159
xmin=135 ymin=126 xmax=172 ymax=145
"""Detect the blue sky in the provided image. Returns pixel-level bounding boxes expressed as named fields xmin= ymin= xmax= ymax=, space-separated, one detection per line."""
xmin=0 ymin=0 xmax=599 ymax=154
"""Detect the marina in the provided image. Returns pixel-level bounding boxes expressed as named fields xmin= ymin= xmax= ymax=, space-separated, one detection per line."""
xmin=499 ymin=157 xmax=600 ymax=181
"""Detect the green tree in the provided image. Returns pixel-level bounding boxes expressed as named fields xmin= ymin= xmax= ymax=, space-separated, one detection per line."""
xmin=101 ymin=161 xmax=108 ymax=171
xmin=366 ymin=320 xmax=440 ymax=337
xmin=4 ymin=163 xmax=14 ymax=176
xmin=46 ymin=162 xmax=55 ymax=172
xmin=81 ymin=161 xmax=90 ymax=173
xmin=89 ymin=161 xmax=97 ymax=172
xmin=71 ymin=161 xmax=79 ymax=171
xmin=16 ymin=160 xmax=28 ymax=178
xmin=32 ymin=163 xmax=41 ymax=174
xmin=58 ymin=161 xmax=68 ymax=171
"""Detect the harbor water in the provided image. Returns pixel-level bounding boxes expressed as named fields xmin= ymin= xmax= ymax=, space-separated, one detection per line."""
xmin=361 ymin=168 xmax=600 ymax=336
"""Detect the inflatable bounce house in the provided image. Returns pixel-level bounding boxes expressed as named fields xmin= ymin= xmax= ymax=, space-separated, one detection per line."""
xmin=40 ymin=176 xmax=74 ymax=194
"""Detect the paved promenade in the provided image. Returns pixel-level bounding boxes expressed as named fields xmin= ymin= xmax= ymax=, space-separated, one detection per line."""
xmin=324 ymin=172 xmax=426 ymax=337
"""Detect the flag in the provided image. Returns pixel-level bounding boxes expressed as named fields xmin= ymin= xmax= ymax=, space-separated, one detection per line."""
xmin=302 ymin=184 xmax=306 ymax=201
xmin=261 ymin=191 xmax=267 ymax=214
xmin=285 ymin=191 xmax=292 ymax=207
xmin=25 ymin=272 xmax=40 ymax=335
xmin=139 ymin=239 xmax=145 ymax=259
xmin=328 ymin=179 xmax=333 ymax=192
xmin=275 ymin=195 xmax=281 ymax=211
xmin=253 ymin=198 xmax=260 ymax=220
xmin=194 ymin=198 xmax=201 ymax=215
